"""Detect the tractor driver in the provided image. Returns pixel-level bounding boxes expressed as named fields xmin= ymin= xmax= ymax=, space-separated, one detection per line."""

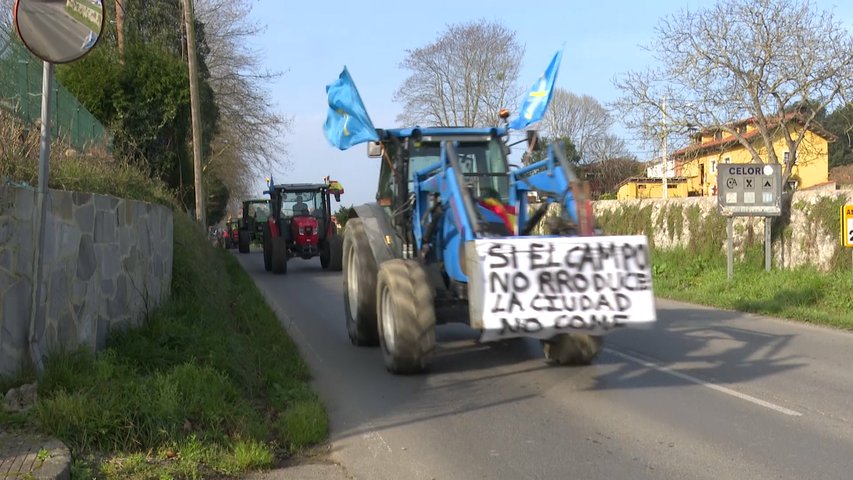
xmin=293 ymin=195 xmax=309 ymax=215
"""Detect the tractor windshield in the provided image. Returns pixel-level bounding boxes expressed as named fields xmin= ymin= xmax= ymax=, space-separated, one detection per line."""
xmin=409 ymin=138 xmax=510 ymax=202
xmin=247 ymin=202 xmax=269 ymax=221
xmin=281 ymin=191 xmax=323 ymax=217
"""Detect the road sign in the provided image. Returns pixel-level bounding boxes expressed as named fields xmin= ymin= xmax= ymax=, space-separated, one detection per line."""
xmin=717 ymin=163 xmax=782 ymax=217
xmin=842 ymin=205 xmax=853 ymax=248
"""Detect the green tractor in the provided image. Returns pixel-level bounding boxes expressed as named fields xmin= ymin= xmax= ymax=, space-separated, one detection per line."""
xmin=237 ymin=199 xmax=271 ymax=253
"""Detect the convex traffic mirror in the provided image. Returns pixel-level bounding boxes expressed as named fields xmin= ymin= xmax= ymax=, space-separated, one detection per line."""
xmin=14 ymin=0 xmax=105 ymax=64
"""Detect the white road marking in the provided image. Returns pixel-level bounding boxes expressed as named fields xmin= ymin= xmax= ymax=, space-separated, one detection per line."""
xmin=604 ymin=347 xmax=803 ymax=417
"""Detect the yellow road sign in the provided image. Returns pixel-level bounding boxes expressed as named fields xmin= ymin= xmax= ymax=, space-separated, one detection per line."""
xmin=842 ymin=205 xmax=853 ymax=248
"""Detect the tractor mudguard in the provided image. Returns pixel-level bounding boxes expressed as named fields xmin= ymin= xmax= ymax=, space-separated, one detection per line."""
xmin=353 ymin=203 xmax=399 ymax=266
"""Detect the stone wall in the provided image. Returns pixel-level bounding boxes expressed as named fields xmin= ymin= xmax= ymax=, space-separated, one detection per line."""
xmin=585 ymin=189 xmax=853 ymax=271
xmin=0 ymin=185 xmax=173 ymax=376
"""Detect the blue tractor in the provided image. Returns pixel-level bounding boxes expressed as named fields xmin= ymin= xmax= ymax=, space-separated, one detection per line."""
xmin=343 ymin=126 xmax=656 ymax=374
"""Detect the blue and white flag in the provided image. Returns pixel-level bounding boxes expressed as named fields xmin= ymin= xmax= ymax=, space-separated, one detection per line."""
xmin=509 ymin=48 xmax=563 ymax=130
xmin=323 ymin=66 xmax=379 ymax=150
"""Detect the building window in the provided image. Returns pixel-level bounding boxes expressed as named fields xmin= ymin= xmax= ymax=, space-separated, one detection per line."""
xmin=724 ymin=157 xmax=731 ymax=164
xmin=783 ymin=151 xmax=790 ymax=164
xmin=711 ymin=160 xmax=717 ymax=173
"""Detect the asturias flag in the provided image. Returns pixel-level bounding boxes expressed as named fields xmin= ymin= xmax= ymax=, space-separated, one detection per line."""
xmin=509 ymin=48 xmax=563 ymax=130
xmin=323 ymin=66 xmax=379 ymax=150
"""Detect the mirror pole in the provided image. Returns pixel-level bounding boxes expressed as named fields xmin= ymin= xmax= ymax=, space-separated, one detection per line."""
xmin=29 ymin=60 xmax=54 ymax=373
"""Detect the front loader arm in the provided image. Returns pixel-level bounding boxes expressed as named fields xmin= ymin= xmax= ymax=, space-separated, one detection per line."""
xmin=509 ymin=142 xmax=594 ymax=236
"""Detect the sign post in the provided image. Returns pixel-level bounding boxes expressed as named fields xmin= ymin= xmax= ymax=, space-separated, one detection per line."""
xmin=717 ymin=163 xmax=783 ymax=280
xmin=841 ymin=204 xmax=853 ymax=283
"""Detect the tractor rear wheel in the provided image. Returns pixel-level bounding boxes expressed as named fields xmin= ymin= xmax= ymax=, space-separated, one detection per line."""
xmin=271 ymin=236 xmax=288 ymax=274
xmin=376 ymin=259 xmax=435 ymax=374
xmin=238 ymin=229 xmax=250 ymax=253
xmin=343 ymin=218 xmax=379 ymax=346
xmin=542 ymin=333 xmax=602 ymax=366
xmin=327 ymin=235 xmax=343 ymax=271
xmin=262 ymin=224 xmax=272 ymax=272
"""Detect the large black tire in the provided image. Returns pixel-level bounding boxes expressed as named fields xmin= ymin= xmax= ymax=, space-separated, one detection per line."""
xmin=262 ymin=224 xmax=272 ymax=272
xmin=542 ymin=333 xmax=603 ymax=366
xmin=320 ymin=240 xmax=331 ymax=269
xmin=376 ymin=259 xmax=436 ymax=374
xmin=342 ymin=218 xmax=379 ymax=346
xmin=238 ymin=229 xmax=250 ymax=253
xmin=271 ymin=236 xmax=288 ymax=275
xmin=327 ymin=235 xmax=343 ymax=271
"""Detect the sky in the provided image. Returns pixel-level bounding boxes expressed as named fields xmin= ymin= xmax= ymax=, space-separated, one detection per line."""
xmin=244 ymin=0 xmax=853 ymax=208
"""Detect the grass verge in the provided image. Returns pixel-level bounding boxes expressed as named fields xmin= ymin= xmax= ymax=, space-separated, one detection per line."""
xmin=9 ymin=213 xmax=327 ymax=479
xmin=652 ymin=247 xmax=853 ymax=329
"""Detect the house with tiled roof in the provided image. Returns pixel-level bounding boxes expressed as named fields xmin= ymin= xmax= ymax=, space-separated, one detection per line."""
xmin=615 ymin=113 xmax=834 ymax=200
xmin=672 ymin=114 xmax=834 ymax=196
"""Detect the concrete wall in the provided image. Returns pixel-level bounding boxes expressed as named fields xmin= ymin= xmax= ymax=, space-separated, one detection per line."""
xmin=0 ymin=185 xmax=173 ymax=376
xmin=585 ymin=189 xmax=853 ymax=271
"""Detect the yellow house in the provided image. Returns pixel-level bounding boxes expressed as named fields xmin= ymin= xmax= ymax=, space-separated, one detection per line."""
xmin=616 ymin=177 xmax=689 ymax=200
xmin=673 ymin=114 xmax=834 ymax=196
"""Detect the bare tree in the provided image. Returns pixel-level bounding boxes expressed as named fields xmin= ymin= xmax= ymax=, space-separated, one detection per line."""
xmin=543 ymin=88 xmax=629 ymax=163
xmin=395 ymin=20 xmax=524 ymax=127
xmin=613 ymin=0 xmax=853 ymax=181
xmin=195 ymin=0 xmax=291 ymax=200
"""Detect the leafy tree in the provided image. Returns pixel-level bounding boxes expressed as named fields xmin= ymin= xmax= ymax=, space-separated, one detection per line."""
xmin=523 ymin=135 xmax=581 ymax=166
xmin=57 ymin=0 xmax=224 ymax=220
xmin=614 ymin=0 xmax=853 ymax=184
xmin=395 ymin=20 xmax=524 ymax=127
xmin=334 ymin=205 xmax=355 ymax=229
xmin=824 ymin=103 xmax=853 ymax=167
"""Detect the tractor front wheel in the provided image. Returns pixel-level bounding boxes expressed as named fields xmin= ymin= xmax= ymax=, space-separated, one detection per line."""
xmin=542 ymin=333 xmax=602 ymax=366
xmin=376 ymin=259 xmax=435 ymax=374
xmin=262 ymin=224 xmax=272 ymax=272
xmin=271 ymin=236 xmax=288 ymax=274
xmin=327 ymin=235 xmax=343 ymax=271
xmin=343 ymin=219 xmax=378 ymax=346
xmin=238 ymin=229 xmax=250 ymax=253
xmin=320 ymin=240 xmax=331 ymax=269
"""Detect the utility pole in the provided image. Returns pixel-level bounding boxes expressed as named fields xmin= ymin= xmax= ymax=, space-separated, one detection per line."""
xmin=181 ymin=0 xmax=205 ymax=226
xmin=662 ymin=95 xmax=668 ymax=199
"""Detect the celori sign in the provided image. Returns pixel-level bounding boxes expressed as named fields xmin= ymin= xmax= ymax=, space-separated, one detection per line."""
xmin=717 ymin=163 xmax=782 ymax=217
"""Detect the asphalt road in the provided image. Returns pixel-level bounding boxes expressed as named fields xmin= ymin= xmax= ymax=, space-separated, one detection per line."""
xmin=236 ymin=251 xmax=853 ymax=480
xmin=16 ymin=0 xmax=94 ymax=63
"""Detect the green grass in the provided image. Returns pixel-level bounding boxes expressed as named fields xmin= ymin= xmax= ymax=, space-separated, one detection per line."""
xmin=652 ymin=247 xmax=853 ymax=329
xmin=26 ymin=213 xmax=328 ymax=479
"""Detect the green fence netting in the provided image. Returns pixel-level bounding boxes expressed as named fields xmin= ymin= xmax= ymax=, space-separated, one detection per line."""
xmin=0 ymin=25 xmax=109 ymax=151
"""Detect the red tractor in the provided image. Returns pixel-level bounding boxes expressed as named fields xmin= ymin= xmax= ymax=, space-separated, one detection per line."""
xmin=262 ymin=177 xmax=345 ymax=274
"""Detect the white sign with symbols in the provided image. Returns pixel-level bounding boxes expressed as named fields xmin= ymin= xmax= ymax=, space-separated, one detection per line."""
xmin=718 ymin=163 xmax=782 ymax=216
xmin=466 ymin=236 xmax=657 ymax=342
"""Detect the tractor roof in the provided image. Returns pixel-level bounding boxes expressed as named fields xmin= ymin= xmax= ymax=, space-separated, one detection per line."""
xmin=380 ymin=127 xmax=507 ymax=140
xmin=271 ymin=183 xmax=328 ymax=192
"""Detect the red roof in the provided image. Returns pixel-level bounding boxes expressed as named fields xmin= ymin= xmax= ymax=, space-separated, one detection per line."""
xmin=672 ymin=113 xmax=835 ymax=159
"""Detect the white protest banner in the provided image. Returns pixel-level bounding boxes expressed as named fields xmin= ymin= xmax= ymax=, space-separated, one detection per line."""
xmin=466 ymin=236 xmax=657 ymax=342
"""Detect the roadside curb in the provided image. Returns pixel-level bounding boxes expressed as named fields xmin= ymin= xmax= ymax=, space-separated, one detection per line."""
xmin=0 ymin=431 xmax=70 ymax=480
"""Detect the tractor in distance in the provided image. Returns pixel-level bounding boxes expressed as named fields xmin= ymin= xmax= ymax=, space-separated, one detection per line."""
xmin=225 ymin=217 xmax=240 ymax=249
xmin=262 ymin=177 xmax=345 ymax=274
xmin=237 ymin=199 xmax=271 ymax=253
xmin=341 ymin=125 xmax=657 ymax=374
